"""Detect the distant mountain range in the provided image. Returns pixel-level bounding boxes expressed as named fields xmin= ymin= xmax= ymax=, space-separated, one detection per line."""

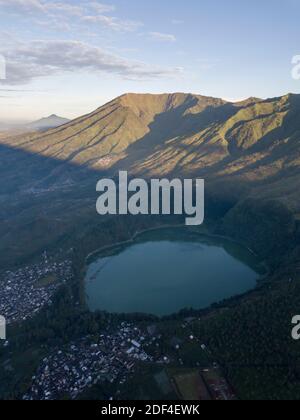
xmin=0 ymin=114 xmax=70 ymax=133
xmin=27 ymin=114 xmax=70 ymax=131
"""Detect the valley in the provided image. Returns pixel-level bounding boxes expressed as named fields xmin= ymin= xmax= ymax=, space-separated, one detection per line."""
xmin=1 ymin=92 xmax=300 ymax=400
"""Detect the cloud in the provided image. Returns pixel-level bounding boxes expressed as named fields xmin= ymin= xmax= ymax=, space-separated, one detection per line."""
xmin=0 ymin=1 xmax=142 ymax=33
xmin=82 ymin=14 xmax=143 ymax=32
xmin=88 ymin=2 xmax=116 ymax=13
xmin=0 ymin=0 xmax=84 ymax=15
xmin=148 ymin=32 xmax=176 ymax=42
xmin=0 ymin=0 xmax=45 ymax=13
xmin=34 ymin=18 xmax=71 ymax=32
xmin=46 ymin=2 xmax=84 ymax=16
xmin=0 ymin=39 xmax=183 ymax=85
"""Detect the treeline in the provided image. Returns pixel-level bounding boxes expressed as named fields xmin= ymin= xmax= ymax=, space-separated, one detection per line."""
xmin=192 ymin=276 xmax=300 ymax=400
xmin=220 ymin=198 xmax=298 ymax=268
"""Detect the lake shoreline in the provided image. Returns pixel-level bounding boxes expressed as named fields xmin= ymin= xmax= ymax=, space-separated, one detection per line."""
xmin=85 ymin=224 xmax=270 ymax=282
xmin=84 ymin=225 xmax=268 ymax=316
xmin=85 ymin=223 xmax=263 ymax=263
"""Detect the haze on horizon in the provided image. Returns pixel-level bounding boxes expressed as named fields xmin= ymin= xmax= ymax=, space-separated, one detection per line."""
xmin=0 ymin=0 xmax=300 ymax=122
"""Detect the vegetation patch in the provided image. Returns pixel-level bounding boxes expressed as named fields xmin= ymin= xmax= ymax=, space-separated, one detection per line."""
xmin=171 ymin=369 xmax=211 ymax=400
xmin=35 ymin=274 xmax=57 ymax=289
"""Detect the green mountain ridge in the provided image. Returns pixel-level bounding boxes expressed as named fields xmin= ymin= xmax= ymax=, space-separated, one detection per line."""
xmin=1 ymin=92 xmax=300 ymax=267
xmin=1 ymin=92 xmax=300 ymax=213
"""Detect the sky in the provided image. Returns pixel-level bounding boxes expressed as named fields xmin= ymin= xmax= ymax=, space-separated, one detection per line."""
xmin=0 ymin=0 xmax=300 ymax=122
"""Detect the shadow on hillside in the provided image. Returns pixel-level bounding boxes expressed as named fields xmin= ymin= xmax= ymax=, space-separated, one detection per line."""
xmin=0 ymin=140 xmax=241 ymax=268
xmin=1 ymin=135 xmax=298 ymax=270
xmin=0 ymin=142 xmax=110 ymax=265
xmin=0 ymin=141 xmax=107 ymax=196
xmin=111 ymin=100 xmax=238 ymax=172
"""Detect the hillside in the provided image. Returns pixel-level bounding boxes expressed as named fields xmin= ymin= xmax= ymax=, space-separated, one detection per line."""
xmin=1 ymin=92 xmax=300 ymax=266
xmin=0 ymin=93 xmax=228 ymax=175
xmin=1 ymin=92 xmax=300 ymax=211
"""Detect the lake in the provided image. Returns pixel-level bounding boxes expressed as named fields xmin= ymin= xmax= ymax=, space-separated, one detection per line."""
xmin=85 ymin=228 xmax=264 ymax=316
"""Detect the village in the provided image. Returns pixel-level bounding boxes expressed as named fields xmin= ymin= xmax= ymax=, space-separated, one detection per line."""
xmin=22 ymin=320 xmax=236 ymax=401
xmin=0 ymin=254 xmax=73 ymax=325
xmin=23 ymin=322 xmax=164 ymax=400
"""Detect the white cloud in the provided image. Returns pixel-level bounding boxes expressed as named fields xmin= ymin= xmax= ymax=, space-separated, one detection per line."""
xmin=88 ymin=2 xmax=116 ymax=14
xmin=0 ymin=0 xmax=116 ymax=18
xmin=0 ymin=0 xmax=85 ymax=16
xmin=149 ymin=32 xmax=176 ymax=42
xmin=0 ymin=0 xmax=45 ymax=12
xmin=82 ymin=15 xmax=142 ymax=32
xmin=0 ymin=1 xmax=142 ymax=33
xmin=0 ymin=39 xmax=183 ymax=85
xmin=46 ymin=2 xmax=84 ymax=16
xmin=34 ymin=18 xmax=71 ymax=32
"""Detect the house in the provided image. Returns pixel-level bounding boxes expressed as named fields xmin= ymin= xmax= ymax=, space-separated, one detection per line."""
xmin=131 ymin=340 xmax=141 ymax=349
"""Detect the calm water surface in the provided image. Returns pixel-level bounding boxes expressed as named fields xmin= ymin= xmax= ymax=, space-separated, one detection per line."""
xmin=85 ymin=229 xmax=263 ymax=316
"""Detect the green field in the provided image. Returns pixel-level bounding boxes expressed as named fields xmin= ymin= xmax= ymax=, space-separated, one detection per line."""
xmin=172 ymin=369 xmax=211 ymax=400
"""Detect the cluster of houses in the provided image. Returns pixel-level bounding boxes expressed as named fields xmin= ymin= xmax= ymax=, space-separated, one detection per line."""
xmin=20 ymin=316 xmax=236 ymax=401
xmin=23 ymin=322 xmax=162 ymax=400
xmin=0 ymin=256 xmax=72 ymax=325
xmin=0 ymin=252 xmax=236 ymax=400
